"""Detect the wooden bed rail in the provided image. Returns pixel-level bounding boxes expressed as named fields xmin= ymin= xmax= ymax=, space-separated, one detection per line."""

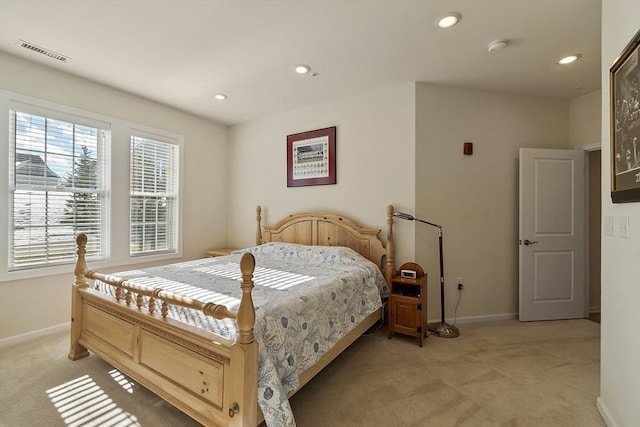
xmin=69 ymin=233 xmax=257 ymax=360
xmin=83 ymin=270 xmax=239 ymax=320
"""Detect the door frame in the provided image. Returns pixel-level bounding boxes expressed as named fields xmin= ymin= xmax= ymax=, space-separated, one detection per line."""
xmin=576 ymin=142 xmax=601 ymax=318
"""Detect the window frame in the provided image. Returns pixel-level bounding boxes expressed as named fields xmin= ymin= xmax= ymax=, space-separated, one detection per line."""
xmin=129 ymin=130 xmax=181 ymax=257
xmin=7 ymin=103 xmax=111 ymax=273
xmin=0 ymin=91 xmax=183 ymax=282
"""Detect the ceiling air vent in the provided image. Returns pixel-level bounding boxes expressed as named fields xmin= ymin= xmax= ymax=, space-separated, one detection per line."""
xmin=16 ymin=40 xmax=70 ymax=63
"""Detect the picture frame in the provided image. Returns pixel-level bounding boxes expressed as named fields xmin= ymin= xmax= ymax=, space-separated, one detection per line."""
xmin=610 ymin=29 xmax=640 ymax=203
xmin=287 ymin=126 xmax=336 ymax=187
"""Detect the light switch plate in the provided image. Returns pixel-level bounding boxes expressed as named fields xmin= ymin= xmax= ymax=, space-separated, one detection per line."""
xmin=617 ymin=215 xmax=630 ymax=239
xmin=604 ymin=215 xmax=615 ymax=237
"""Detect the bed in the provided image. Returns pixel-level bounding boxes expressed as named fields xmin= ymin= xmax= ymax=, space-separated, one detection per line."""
xmin=68 ymin=205 xmax=398 ymax=426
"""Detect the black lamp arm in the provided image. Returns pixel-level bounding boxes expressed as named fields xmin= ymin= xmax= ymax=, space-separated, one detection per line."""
xmin=414 ymin=217 xmax=442 ymax=230
xmin=393 ymin=212 xmax=442 ymax=230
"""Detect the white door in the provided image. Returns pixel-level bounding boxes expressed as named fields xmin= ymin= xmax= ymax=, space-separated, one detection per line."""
xmin=519 ymin=148 xmax=585 ymax=321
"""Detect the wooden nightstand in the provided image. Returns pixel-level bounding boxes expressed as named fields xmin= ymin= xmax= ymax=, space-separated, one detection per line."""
xmin=387 ymin=262 xmax=427 ymax=347
xmin=205 ymin=248 xmax=236 ymax=257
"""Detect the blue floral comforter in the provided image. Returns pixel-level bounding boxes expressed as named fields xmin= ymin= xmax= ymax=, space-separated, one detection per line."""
xmin=94 ymin=242 xmax=388 ymax=427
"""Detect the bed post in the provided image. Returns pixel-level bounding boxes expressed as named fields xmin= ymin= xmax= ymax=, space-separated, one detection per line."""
xmin=68 ymin=233 xmax=90 ymax=361
xmin=229 ymin=252 xmax=258 ymax=426
xmin=385 ymin=205 xmax=396 ymax=285
xmin=256 ymin=205 xmax=263 ymax=245
xmin=236 ymin=253 xmax=256 ymax=346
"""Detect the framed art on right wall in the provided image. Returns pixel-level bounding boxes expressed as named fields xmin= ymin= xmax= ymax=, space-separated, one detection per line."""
xmin=610 ymin=29 xmax=640 ymax=203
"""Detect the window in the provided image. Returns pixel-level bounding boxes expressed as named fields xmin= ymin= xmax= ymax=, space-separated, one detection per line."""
xmin=8 ymin=108 xmax=108 ymax=271
xmin=130 ymin=135 xmax=178 ymax=255
xmin=2 ymin=92 xmax=183 ymax=281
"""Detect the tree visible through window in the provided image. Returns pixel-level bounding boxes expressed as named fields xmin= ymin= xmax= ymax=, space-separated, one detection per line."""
xmin=62 ymin=145 xmax=99 ymax=232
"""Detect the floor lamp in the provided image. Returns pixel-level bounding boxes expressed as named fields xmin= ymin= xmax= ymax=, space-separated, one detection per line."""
xmin=393 ymin=212 xmax=459 ymax=338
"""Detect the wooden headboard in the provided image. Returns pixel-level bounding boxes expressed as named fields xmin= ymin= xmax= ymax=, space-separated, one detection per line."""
xmin=255 ymin=205 xmax=396 ymax=284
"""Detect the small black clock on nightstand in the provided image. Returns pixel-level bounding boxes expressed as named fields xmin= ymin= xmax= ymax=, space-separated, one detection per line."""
xmin=387 ymin=262 xmax=427 ymax=347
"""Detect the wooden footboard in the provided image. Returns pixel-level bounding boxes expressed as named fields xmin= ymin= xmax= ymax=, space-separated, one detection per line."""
xmin=68 ymin=234 xmax=258 ymax=427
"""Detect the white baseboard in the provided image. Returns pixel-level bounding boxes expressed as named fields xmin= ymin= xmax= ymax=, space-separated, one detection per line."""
xmin=590 ymin=306 xmax=601 ymax=314
xmin=597 ymin=397 xmax=618 ymax=427
xmin=453 ymin=312 xmax=519 ymax=324
xmin=428 ymin=312 xmax=518 ymax=325
xmin=0 ymin=322 xmax=70 ymax=348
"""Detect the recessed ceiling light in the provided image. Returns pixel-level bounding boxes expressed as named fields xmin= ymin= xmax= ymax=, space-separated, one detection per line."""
xmin=295 ymin=64 xmax=311 ymax=74
xmin=437 ymin=12 xmax=462 ymax=29
xmin=558 ymin=54 xmax=581 ymax=65
xmin=214 ymin=93 xmax=227 ymax=101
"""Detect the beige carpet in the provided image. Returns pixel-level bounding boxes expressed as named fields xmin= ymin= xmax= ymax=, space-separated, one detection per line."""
xmin=0 ymin=319 xmax=603 ymax=426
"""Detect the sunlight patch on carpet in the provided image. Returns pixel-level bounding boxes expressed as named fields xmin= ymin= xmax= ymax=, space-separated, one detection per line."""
xmin=47 ymin=374 xmax=140 ymax=426
xmin=109 ymin=369 xmax=135 ymax=394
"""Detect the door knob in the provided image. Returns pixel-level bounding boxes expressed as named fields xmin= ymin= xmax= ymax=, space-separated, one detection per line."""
xmin=523 ymin=239 xmax=538 ymax=246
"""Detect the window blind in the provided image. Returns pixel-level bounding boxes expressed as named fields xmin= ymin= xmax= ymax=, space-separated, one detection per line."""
xmin=9 ymin=110 xmax=108 ymax=270
xmin=130 ymin=135 xmax=177 ymax=255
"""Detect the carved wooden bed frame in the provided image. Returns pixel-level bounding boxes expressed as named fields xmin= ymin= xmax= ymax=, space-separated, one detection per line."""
xmin=68 ymin=205 xmax=397 ymax=426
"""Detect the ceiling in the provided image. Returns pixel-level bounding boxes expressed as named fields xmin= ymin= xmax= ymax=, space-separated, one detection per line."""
xmin=0 ymin=0 xmax=602 ymax=126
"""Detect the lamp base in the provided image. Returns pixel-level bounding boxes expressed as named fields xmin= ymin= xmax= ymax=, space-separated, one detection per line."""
xmin=428 ymin=322 xmax=459 ymax=338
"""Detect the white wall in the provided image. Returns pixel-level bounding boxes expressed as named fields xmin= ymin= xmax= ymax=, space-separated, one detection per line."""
xmin=228 ymin=80 xmax=573 ymax=323
xmin=597 ymin=2 xmax=640 ymax=426
xmin=415 ymin=83 xmax=570 ymax=322
xmin=227 ymin=83 xmax=416 ymax=266
xmin=0 ymin=52 xmax=229 ymax=340
xmin=569 ymin=90 xmax=602 ymax=148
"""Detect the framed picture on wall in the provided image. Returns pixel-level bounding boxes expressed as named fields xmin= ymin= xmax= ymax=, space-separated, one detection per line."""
xmin=610 ymin=29 xmax=640 ymax=203
xmin=287 ymin=126 xmax=336 ymax=187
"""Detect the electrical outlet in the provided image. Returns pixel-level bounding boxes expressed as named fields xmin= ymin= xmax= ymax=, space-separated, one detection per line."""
xmin=457 ymin=277 xmax=463 ymax=290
